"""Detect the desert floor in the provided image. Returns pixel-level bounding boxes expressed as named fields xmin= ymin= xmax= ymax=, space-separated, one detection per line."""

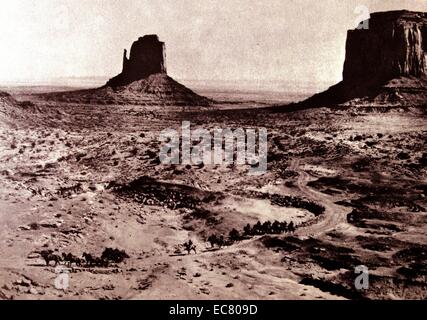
xmin=0 ymin=88 xmax=426 ymax=300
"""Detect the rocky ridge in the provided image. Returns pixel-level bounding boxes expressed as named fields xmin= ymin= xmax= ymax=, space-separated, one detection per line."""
xmin=42 ymin=74 xmax=210 ymax=106
xmin=0 ymin=91 xmax=19 ymax=124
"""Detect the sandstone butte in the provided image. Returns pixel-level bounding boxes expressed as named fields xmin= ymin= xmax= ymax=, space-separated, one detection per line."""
xmin=101 ymin=34 xmax=210 ymax=106
xmin=106 ymin=35 xmax=167 ymax=88
xmin=41 ymin=35 xmax=210 ymax=107
xmin=292 ymin=10 xmax=427 ymax=108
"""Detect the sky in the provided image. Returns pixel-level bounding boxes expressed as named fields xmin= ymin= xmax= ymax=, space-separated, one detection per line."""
xmin=0 ymin=0 xmax=426 ymax=86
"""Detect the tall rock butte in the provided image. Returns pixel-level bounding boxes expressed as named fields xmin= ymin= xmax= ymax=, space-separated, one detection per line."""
xmin=45 ymin=35 xmax=210 ymax=106
xmin=295 ymin=10 xmax=427 ymax=107
xmin=107 ymin=35 xmax=167 ymax=87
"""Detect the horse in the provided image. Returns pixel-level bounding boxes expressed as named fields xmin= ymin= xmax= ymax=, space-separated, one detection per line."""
xmin=82 ymin=252 xmax=97 ymax=267
xmin=183 ymin=240 xmax=197 ymax=255
xmin=62 ymin=253 xmax=83 ymax=267
xmin=82 ymin=252 xmax=108 ymax=268
xmin=40 ymin=250 xmax=62 ymax=266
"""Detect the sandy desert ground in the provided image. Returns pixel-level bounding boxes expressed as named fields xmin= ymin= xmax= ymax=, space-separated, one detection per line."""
xmin=0 ymin=85 xmax=426 ymax=300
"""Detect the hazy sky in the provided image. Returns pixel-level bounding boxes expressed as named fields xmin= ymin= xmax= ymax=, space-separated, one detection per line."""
xmin=0 ymin=0 xmax=426 ymax=85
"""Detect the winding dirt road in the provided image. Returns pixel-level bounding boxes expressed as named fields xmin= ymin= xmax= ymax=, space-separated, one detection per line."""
xmin=289 ymin=159 xmax=350 ymax=236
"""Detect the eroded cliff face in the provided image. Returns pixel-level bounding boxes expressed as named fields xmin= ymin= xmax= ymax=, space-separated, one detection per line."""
xmin=0 ymin=91 xmax=16 ymax=109
xmin=106 ymin=35 xmax=167 ymax=87
xmin=343 ymin=11 xmax=427 ymax=85
xmin=295 ymin=10 xmax=427 ymax=108
xmin=0 ymin=90 xmax=23 ymax=125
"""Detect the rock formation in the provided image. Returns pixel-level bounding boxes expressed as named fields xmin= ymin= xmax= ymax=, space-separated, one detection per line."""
xmin=43 ymin=35 xmax=210 ymax=106
xmin=0 ymin=91 xmax=20 ymax=125
xmin=294 ymin=10 xmax=427 ymax=108
xmin=44 ymin=73 xmax=211 ymax=106
xmin=344 ymin=10 xmax=427 ymax=84
xmin=0 ymin=91 xmax=17 ymax=111
xmin=107 ymin=35 xmax=167 ymax=87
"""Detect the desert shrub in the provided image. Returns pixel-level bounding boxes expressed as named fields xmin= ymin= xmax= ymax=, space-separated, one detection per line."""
xmin=352 ymin=158 xmax=371 ymax=172
xmin=365 ymin=140 xmax=377 ymax=147
xmin=396 ymin=152 xmax=410 ymax=160
xmin=19 ymin=101 xmax=35 ymax=108
xmin=229 ymin=228 xmax=241 ymax=243
xmin=101 ymin=248 xmax=130 ymax=263
xmin=353 ymin=135 xmax=363 ymax=141
xmin=207 ymin=234 xmax=218 ymax=248
xmin=418 ymin=153 xmax=427 ymax=166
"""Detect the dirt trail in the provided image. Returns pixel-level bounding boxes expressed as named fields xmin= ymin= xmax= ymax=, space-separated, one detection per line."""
xmin=290 ymin=159 xmax=350 ymax=236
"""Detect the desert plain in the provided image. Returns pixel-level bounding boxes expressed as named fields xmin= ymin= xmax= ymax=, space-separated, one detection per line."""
xmin=0 ymin=83 xmax=426 ymax=300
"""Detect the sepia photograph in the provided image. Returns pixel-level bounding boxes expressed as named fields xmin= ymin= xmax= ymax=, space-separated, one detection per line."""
xmin=0 ymin=0 xmax=426 ymax=306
